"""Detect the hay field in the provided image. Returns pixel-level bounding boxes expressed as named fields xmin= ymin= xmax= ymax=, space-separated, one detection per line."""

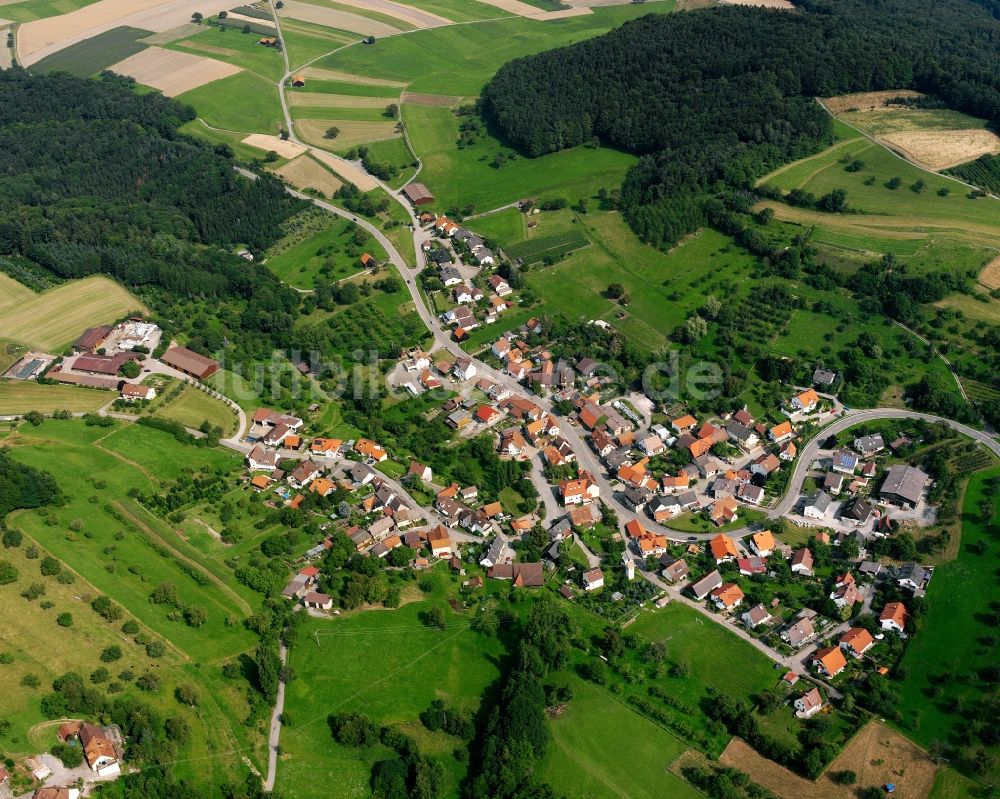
xmin=0 ymin=382 xmax=110 ymax=414
xmin=981 ymin=256 xmax=1000 ymax=290
xmin=289 ymin=91 xmax=395 ymax=108
xmin=242 ymin=133 xmax=308 ymax=159
xmin=173 ymin=38 xmax=238 ymax=56
xmin=401 ymin=91 xmax=460 ymax=106
xmin=0 ymin=276 xmax=146 ymax=351
xmin=296 ymin=117 xmax=401 ymax=149
xmin=882 ymin=129 xmax=1000 ymax=170
xmin=719 ymin=723 xmax=938 ymax=799
xmin=935 ymin=292 xmax=1000 ymax=323
xmin=272 ymin=154 xmax=344 ymax=196
xmin=323 ymin=0 xmax=451 ymax=27
xmin=110 ymin=46 xmax=241 ymax=95
xmin=474 ymin=0 xmax=554 ymax=15
xmin=278 ymin=0 xmax=403 ymax=35
xmin=17 ymin=0 xmax=209 ymax=66
xmin=300 ymin=66 xmax=406 ymax=87
xmin=0 ymin=273 xmax=35 ymax=314
xmin=139 ymin=22 xmax=202 ymax=45
xmin=823 ymin=90 xmax=924 ymax=115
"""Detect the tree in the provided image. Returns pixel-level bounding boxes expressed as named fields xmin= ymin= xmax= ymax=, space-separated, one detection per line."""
xmin=218 ymin=10 xmax=228 ymax=17
xmin=607 ymin=283 xmax=625 ymax=299
xmin=185 ymin=606 xmax=207 ymax=627
xmin=384 ymin=103 xmax=398 ymax=118
xmin=424 ymin=606 xmax=446 ymax=629
xmin=2 ymin=529 xmax=22 ymax=548
xmin=101 ymin=645 xmax=123 ymax=662
xmin=175 ymin=684 xmax=200 ymax=706
xmin=146 ymin=640 xmax=166 ymax=658
xmin=683 ymin=314 xmax=708 ymax=342
xmin=51 ymin=743 xmax=83 ymax=768
xmin=24 ymin=410 xmax=43 ymax=426
xmin=40 ymin=556 xmax=61 ymax=576
xmin=324 ymin=127 xmax=341 ymax=140
xmin=0 ymin=560 xmax=18 ymax=585
xmin=191 ymin=11 xmax=203 ymax=23
xmin=57 ymin=612 xmax=73 ymax=627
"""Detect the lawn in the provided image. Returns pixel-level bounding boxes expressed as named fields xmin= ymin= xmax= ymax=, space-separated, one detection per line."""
xmin=30 ymin=25 xmax=149 ymax=76
xmin=0 ymin=275 xmax=146 ymax=351
xmin=177 ymin=71 xmax=283 ymax=134
xmin=402 ymin=103 xmax=637 ymax=212
xmin=893 ymin=467 xmax=1000 ymax=782
xmin=540 ymin=675 xmax=702 ymax=799
xmin=277 ymin=574 xmax=505 ymax=799
xmin=155 ymin=383 xmax=239 ymax=436
xmin=0 ymin=382 xmax=110 ymax=414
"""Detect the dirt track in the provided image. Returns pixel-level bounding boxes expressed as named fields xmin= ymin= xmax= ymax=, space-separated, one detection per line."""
xmin=110 ymin=46 xmax=240 ymax=95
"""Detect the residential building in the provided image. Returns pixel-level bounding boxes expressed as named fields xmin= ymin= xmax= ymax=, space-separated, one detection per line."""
xmin=880 ymin=464 xmax=929 ymax=508
xmin=709 ymin=533 xmax=739 ymax=563
xmin=812 ymin=645 xmax=847 ymax=677
xmin=840 ymin=627 xmax=875 ymax=658
xmin=711 ymin=582 xmax=744 ymax=611
xmin=661 ymin=558 xmax=689 ymax=583
xmin=832 ymin=448 xmax=859 ymax=475
xmin=709 ymin=496 xmax=739 ymax=526
xmin=769 ymin=421 xmax=794 ymax=443
xmin=812 ymin=368 xmax=837 ymax=387
xmin=794 ymin=687 xmax=824 ymax=718
xmin=750 ymin=530 xmax=775 ymax=557
xmin=582 ymin=568 xmax=604 ymax=592
xmin=854 ymin=433 xmax=885 ymax=457
xmin=791 ymin=388 xmax=820 ymax=412
xmin=790 ymin=548 xmax=814 ymax=575
xmin=803 ymin=490 xmax=831 ymax=520
xmin=688 ymin=570 xmax=723 ymax=600
xmin=896 ymin=562 xmax=928 ymax=593
xmin=841 ymin=496 xmax=876 ymax=527
xmin=781 ymin=615 xmax=816 ymax=647
xmin=880 ymin=601 xmax=909 ymax=633
xmin=742 ymin=603 xmax=773 ymax=629
xmin=560 ymin=474 xmax=599 ymax=505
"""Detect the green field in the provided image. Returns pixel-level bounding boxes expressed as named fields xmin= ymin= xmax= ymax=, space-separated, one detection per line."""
xmin=155 ymin=383 xmax=239 ymax=436
xmin=30 ymin=26 xmax=150 ymax=77
xmin=894 ymin=467 xmax=1000 ymax=782
xmin=0 ymin=381 xmax=111 ymax=414
xmin=168 ymin=25 xmax=287 ymax=81
xmin=0 ymin=275 xmax=146 ymax=351
xmin=278 ymin=571 xmax=505 ymax=799
xmin=507 ymin=228 xmax=590 ymax=266
xmin=467 ymin=207 xmax=526 ymax=245
xmin=177 ymin=71 xmax=284 ymax=134
xmin=541 ymin=676 xmax=701 ymax=799
xmin=0 ymin=0 xmax=100 ymax=22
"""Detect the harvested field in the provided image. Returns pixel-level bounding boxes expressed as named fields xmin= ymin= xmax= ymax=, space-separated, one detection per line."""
xmin=980 ymin=256 xmax=1000 ymax=290
xmin=174 ymin=38 xmax=239 ymax=56
xmin=300 ymin=66 xmax=406 ymax=87
xmin=308 ymin=148 xmax=379 ymax=190
xmin=272 ymin=154 xmax=344 ymax=197
xmin=288 ymin=92 xmax=396 ymax=108
xmin=718 ymin=0 xmax=795 ymax=9
xmin=530 ymin=7 xmax=591 ymax=17
xmin=823 ymin=89 xmax=924 ymax=114
xmin=401 ymin=92 xmax=461 ymax=106
xmin=323 ymin=0 xmax=451 ymax=27
xmin=278 ymin=0 xmax=403 ymax=35
xmin=474 ymin=0 xmax=553 ymax=14
xmin=241 ymin=133 xmax=308 ymax=159
xmin=17 ymin=0 xmax=211 ymax=66
xmin=139 ymin=22 xmax=202 ymax=44
xmin=0 ymin=276 xmax=146 ymax=351
xmin=296 ymin=117 xmax=400 ymax=149
xmin=109 ymin=46 xmax=241 ymax=95
xmin=0 ymin=274 xmax=37 ymax=314
xmin=0 ymin=382 xmax=110 ymax=415
xmin=720 ymin=723 xmax=938 ymax=799
xmin=881 ymin=129 xmax=1000 ymax=170
xmin=223 ymin=10 xmax=277 ymax=28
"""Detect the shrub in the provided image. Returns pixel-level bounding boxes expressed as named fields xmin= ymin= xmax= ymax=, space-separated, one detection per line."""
xmin=2 ymin=530 xmax=22 ymax=548
xmin=100 ymin=645 xmax=123 ymax=662
xmin=0 ymin=560 xmax=18 ymax=585
xmin=146 ymin=640 xmax=166 ymax=659
xmin=40 ymin=556 xmax=61 ymax=576
xmin=56 ymin=612 xmax=73 ymax=627
xmin=122 ymin=620 xmax=140 ymax=635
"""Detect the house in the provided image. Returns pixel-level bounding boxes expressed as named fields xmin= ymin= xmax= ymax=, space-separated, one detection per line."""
xmin=769 ymin=421 xmax=794 ymax=443
xmin=742 ymin=603 xmax=773 ymax=629
xmin=896 ymin=562 xmax=928 ymax=593
xmin=823 ymin=472 xmax=844 ymax=494
xmin=79 ymin=722 xmax=119 ymax=775
xmin=408 ymin=461 xmax=433 ymax=483
xmin=500 ymin=428 xmax=527 ymax=457
xmin=121 ymin=383 xmax=155 ymax=401
xmin=568 ymin=503 xmax=601 ymax=529
xmin=726 ymin=421 xmax=759 ymax=450
xmin=792 ymin=388 xmax=820 ymax=412
xmin=621 ymin=486 xmax=651 ymax=512
xmin=480 ymin=537 xmax=510 ymax=568
xmin=832 ymin=448 xmax=859 ymax=475
xmin=711 ymin=582 xmax=744 ymax=611
xmin=427 ymin=525 xmax=452 ymax=557
xmin=709 ymin=533 xmax=739 ymax=563
xmin=452 ymin=357 xmax=477 ymax=381
xmin=447 ymin=409 xmax=472 ymax=430
xmin=880 ymin=601 xmax=909 ymax=633
xmin=420 ymin=370 xmax=442 ymax=390
xmin=303 ymin=591 xmax=333 ymax=610
xmin=311 ymin=437 xmax=343 ymax=457
xmin=349 ymin=462 xmax=376 ymax=487
xmin=160 ymin=345 xmax=220 ymax=380
xmin=560 ymin=474 xmax=599 ymax=505
xmin=33 ymin=789 xmax=81 ymax=799
xmin=492 ymin=338 xmax=512 ymax=359
xmin=880 ymin=464 xmax=929 ymax=508
xmin=490 ymin=562 xmax=544 ymax=587
xmin=812 ymin=645 xmax=848 ymax=677
xmin=309 ymin=477 xmax=336 ymax=497
xmin=738 ymin=483 xmax=764 ymax=506
xmin=813 ymin=368 xmax=837 ymax=387
xmin=790 ymin=548 xmax=814 ymax=575
xmin=488 ymin=275 xmax=512 ymax=296
xmin=671 ymin=414 xmax=698 ymax=433
xmin=355 ymin=438 xmax=388 ymax=462
xmin=472 ymin=245 xmax=495 ymax=266
xmin=794 ymin=687 xmax=824 ymax=718
xmin=576 ymin=357 xmax=601 ymax=378
xmin=709 ymin=496 xmax=739 ymax=526
xmin=854 ymin=433 xmax=885 ymax=457
xmin=582 ymin=567 xmax=605 ymax=591
xmin=688 ymin=570 xmax=723 ymax=600
xmin=841 ymin=496 xmax=876 ymax=526
xmin=247 ymin=445 xmax=278 ymax=471
xmin=750 ymin=453 xmax=780 ymax=476
xmin=778 ymin=440 xmax=797 ymax=461
xmin=639 ymin=435 xmax=666 ymax=457
xmin=861 ymin=461 xmax=877 ymax=479
xmin=781 ymin=615 xmax=816 ymax=647
xmin=738 ymin=556 xmax=767 ymax=576
xmin=830 ymin=574 xmax=862 ymax=608
xmin=840 ymin=627 xmax=875 ymax=658
xmin=750 ymin=530 xmax=775 ymax=557
xmin=403 ymin=182 xmax=435 ymax=206
xmin=803 ymin=490 xmax=832 ymax=520
xmin=661 ymin=558 xmax=690 ymax=583
xmin=287 ymin=460 xmax=321 ymax=489
xmin=649 ymin=496 xmax=682 ymax=522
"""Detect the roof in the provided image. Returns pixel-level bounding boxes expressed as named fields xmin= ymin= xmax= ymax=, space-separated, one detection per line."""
xmin=795 ymin=388 xmax=820 ymax=408
xmin=689 ymin=569 xmax=723 ymax=598
xmin=797 ymin=687 xmax=822 ymax=712
xmin=403 ymin=182 xmax=434 ymax=203
xmin=74 ymin=351 xmax=135 ymax=375
xmin=813 ymin=645 xmax=847 ymax=675
xmin=881 ymin=464 xmax=929 ymax=504
xmin=840 ymin=627 xmax=875 ymax=653
xmin=672 ymin=414 xmax=697 ymax=429
xmin=791 ymin=547 xmax=814 ymax=569
xmin=709 ymin=534 xmax=739 ymax=560
xmin=807 ymin=490 xmax=832 ymax=513
xmin=770 ymin=420 xmax=793 ymax=439
xmin=880 ymin=601 xmax=909 ymax=627
xmin=121 ymin=382 xmax=151 ymax=397
xmin=751 ymin=530 xmax=775 ymax=552
xmin=583 ymin=567 xmax=604 ymax=585
xmin=161 ymin=346 xmax=220 ymax=378
xmin=74 ymin=325 xmax=112 ymax=350
xmin=80 ymin=722 xmax=115 ymax=767
xmin=711 ymin=582 xmax=744 ymax=608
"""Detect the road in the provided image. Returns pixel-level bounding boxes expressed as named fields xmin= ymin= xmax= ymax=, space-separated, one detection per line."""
xmin=264 ymin=639 xmax=289 ymax=792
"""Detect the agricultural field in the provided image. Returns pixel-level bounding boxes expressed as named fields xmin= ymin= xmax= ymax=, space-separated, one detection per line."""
xmin=272 ymin=153 xmax=345 ymax=198
xmin=0 ymin=275 xmax=146 ymax=351
xmin=177 ymin=70 xmax=283 ymax=134
xmin=893 ymin=467 xmax=1000 ymax=784
xmin=30 ymin=25 xmax=149 ymax=76
xmin=167 ymin=24 xmax=288 ymax=80
xmin=109 ymin=45 xmax=241 ymax=96
xmin=3 ymin=418 xmax=262 ymax=787
xmin=153 ymin=383 xmax=239 ymax=436
xmin=0 ymin=382 xmax=110 ymax=414
xmin=0 ymin=0 xmax=100 ymax=23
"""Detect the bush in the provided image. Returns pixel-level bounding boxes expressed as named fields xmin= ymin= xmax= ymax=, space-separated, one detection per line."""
xmin=91 ymin=595 xmax=123 ymax=622
xmin=100 ymin=645 xmax=123 ymax=662
xmin=51 ymin=742 xmax=83 ymax=768
xmin=56 ymin=612 xmax=73 ymax=627
xmin=122 ymin=620 xmax=140 ymax=635
xmin=145 ymin=640 xmax=166 ymax=658
xmin=2 ymin=530 xmax=22 ymax=548
xmin=137 ymin=673 xmax=160 ymax=692
xmin=328 ymin=712 xmax=379 ymax=747
xmin=90 ymin=667 xmax=109 ymax=684
xmin=175 ymin=684 xmax=199 ymax=706
xmin=40 ymin=556 xmax=61 ymax=576
xmin=0 ymin=560 xmax=19 ymax=585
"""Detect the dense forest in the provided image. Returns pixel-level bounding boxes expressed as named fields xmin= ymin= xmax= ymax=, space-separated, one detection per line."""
xmin=482 ymin=0 xmax=1000 ymax=247
xmin=0 ymin=448 xmax=60 ymax=517
xmin=0 ymin=69 xmax=303 ymax=354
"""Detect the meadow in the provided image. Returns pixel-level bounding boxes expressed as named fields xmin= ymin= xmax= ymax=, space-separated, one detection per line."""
xmin=0 ymin=0 xmax=100 ymax=23
xmin=30 ymin=25 xmax=149 ymax=76
xmin=0 ymin=381 xmax=110 ymax=414
xmin=0 ymin=275 xmax=146 ymax=351
xmin=168 ymin=25 xmax=287 ymax=80
xmin=177 ymin=71 xmax=284 ymax=134
xmin=154 ymin=382 xmax=239 ymax=436
xmin=894 ymin=467 xmax=1000 ymax=783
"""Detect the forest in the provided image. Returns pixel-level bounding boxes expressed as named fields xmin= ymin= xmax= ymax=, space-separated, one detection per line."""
xmin=481 ymin=0 xmax=1000 ymax=247
xmin=0 ymin=69 xmax=304 ymax=356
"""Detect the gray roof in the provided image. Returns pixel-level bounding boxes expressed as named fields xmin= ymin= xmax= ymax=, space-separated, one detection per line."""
xmin=689 ymin=569 xmax=723 ymax=599
xmin=854 ymin=433 xmax=885 ymax=455
xmin=880 ymin=464 xmax=929 ymax=504
xmin=842 ymin=496 xmax=875 ymax=521
xmin=806 ymin=490 xmax=832 ymax=513
xmin=813 ymin=368 xmax=837 ymax=386
xmin=896 ymin=562 xmax=927 ymax=585
xmin=726 ymin=420 xmax=755 ymax=444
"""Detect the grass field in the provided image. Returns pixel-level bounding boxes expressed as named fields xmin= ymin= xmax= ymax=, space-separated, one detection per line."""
xmin=894 ymin=467 xmax=1000 ymax=783
xmin=168 ymin=25 xmax=286 ymax=80
xmin=0 ymin=0 xmax=100 ymax=22
xmin=506 ymin=228 xmax=590 ymax=266
xmin=541 ymin=676 xmax=701 ymax=799
xmin=296 ymin=117 xmax=401 ymax=150
xmin=0 ymin=381 xmax=110 ymax=414
xmin=466 ymin=207 xmax=526 ymax=245
xmin=30 ymin=25 xmax=149 ymax=76
xmin=0 ymin=273 xmax=35 ymax=313
xmin=177 ymin=71 xmax=283 ymax=134
xmin=277 ymin=571 xmax=505 ymax=799
xmin=155 ymin=383 xmax=239 ymax=436
xmin=0 ymin=275 xmax=146 ymax=351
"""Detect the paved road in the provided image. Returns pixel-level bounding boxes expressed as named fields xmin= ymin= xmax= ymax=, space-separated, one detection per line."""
xmin=264 ymin=639 xmax=289 ymax=792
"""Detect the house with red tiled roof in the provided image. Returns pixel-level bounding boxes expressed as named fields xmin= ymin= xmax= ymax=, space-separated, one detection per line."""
xmin=839 ymin=627 xmax=875 ymax=659
xmin=812 ymin=645 xmax=847 ymax=677
xmin=709 ymin=533 xmax=739 ymax=562
xmin=880 ymin=601 xmax=909 ymax=633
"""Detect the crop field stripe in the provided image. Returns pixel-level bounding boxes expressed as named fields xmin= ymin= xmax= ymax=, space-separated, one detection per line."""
xmin=30 ymin=25 xmax=150 ymax=76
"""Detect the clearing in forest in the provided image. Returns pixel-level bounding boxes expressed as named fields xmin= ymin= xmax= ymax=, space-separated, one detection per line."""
xmin=109 ymin=46 xmax=241 ymax=95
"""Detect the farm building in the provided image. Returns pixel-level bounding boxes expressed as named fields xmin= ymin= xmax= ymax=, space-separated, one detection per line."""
xmin=73 ymin=352 xmax=136 ymax=375
xmin=403 ymin=182 xmax=435 ymax=206
xmin=160 ymin=346 xmax=221 ymax=380
xmin=73 ymin=325 xmax=112 ymax=352
xmin=291 ymin=74 xmax=306 ymax=86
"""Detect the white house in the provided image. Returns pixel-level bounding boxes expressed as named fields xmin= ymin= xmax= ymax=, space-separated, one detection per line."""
xmin=582 ymin=567 xmax=604 ymax=592
xmin=794 ymin=688 xmax=823 ymax=718
xmin=803 ymin=490 xmax=831 ymax=520
xmin=452 ymin=358 xmax=477 ymax=381
xmin=247 ymin=445 xmax=278 ymax=471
